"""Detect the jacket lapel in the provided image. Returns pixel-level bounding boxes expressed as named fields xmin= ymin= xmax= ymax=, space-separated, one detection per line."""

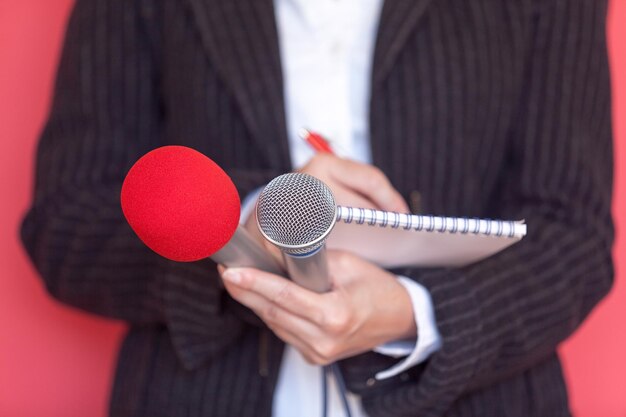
xmin=183 ymin=0 xmax=434 ymax=170
xmin=184 ymin=0 xmax=291 ymax=170
xmin=372 ymin=0 xmax=434 ymax=84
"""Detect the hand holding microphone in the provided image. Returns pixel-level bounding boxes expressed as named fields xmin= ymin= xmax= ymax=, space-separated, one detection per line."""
xmin=220 ymin=158 xmax=416 ymax=365
xmin=220 ymin=247 xmax=416 ymax=365
xmin=119 ymin=144 xmax=415 ymax=364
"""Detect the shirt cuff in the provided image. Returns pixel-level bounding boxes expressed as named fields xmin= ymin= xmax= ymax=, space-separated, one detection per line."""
xmin=373 ymin=276 xmax=442 ymax=380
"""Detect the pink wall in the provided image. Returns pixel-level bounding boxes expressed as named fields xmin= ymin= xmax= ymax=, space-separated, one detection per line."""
xmin=0 ymin=2 xmax=125 ymax=416
xmin=0 ymin=1 xmax=623 ymax=416
xmin=559 ymin=0 xmax=626 ymax=414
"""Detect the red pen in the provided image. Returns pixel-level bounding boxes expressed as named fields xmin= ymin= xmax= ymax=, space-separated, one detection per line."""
xmin=298 ymin=128 xmax=335 ymax=155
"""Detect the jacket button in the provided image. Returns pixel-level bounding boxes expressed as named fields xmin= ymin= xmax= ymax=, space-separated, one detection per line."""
xmin=400 ymin=373 xmax=410 ymax=382
xmin=366 ymin=378 xmax=376 ymax=387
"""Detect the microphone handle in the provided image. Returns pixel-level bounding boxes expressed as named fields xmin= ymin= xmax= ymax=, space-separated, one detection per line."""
xmin=211 ymin=226 xmax=285 ymax=275
xmin=283 ymin=246 xmax=331 ymax=293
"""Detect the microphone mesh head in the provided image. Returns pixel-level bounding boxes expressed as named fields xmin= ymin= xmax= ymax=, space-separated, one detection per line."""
xmin=256 ymin=173 xmax=336 ymax=255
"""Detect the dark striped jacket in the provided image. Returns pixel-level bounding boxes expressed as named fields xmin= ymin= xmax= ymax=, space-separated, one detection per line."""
xmin=21 ymin=0 xmax=614 ymax=416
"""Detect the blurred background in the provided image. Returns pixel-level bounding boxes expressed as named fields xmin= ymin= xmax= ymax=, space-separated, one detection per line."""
xmin=1 ymin=1 xmax=624 ymax=416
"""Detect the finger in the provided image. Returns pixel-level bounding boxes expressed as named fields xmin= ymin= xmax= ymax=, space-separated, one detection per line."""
xmin=329 ymin=160 xmax=409 ymax=213
xmin=221 ymin=276 xmax=328 ymax=352
xmin=225 ymin=281 xmax=322 ymax=341
xmin=224 ymin=271 xmax=356 ymax=346
xmin=221 ymin=268 xmax=325 ymax=323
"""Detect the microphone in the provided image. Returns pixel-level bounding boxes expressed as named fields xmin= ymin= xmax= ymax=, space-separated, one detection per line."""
xmin=256 ymin=173 xmax=337 ymax=293
xmin=121 ymin=145 xmax=283 ymax=274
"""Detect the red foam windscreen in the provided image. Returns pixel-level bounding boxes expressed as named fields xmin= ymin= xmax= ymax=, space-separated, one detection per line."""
xmin=121 ymin=146 xmax=240 ymax=262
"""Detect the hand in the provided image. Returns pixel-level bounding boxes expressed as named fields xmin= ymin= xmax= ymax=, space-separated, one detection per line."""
xmin=219 ymin=250 xmax=417 ymax=365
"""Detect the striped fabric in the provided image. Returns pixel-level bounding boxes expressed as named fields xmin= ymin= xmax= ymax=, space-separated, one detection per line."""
xmin=21 ymin=0 xmax=613 ymax=416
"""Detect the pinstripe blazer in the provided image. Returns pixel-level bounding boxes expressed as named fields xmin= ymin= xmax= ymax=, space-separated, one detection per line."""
xmin=21 ymin=0 xmax=614 ymax=416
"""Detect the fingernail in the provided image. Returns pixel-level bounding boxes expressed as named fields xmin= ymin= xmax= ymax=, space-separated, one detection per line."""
xmin=222 ymin=269 xmax=242 ymax=284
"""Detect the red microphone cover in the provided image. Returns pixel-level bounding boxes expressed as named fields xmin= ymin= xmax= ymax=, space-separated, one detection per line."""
xmin=121 ymin=146 xmax=240 ymax=262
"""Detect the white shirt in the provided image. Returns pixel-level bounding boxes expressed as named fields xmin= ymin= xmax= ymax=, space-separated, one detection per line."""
xmin=252 ymin=1 xmax=445 ymax=416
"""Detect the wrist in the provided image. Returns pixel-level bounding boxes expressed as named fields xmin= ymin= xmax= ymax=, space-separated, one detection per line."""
xmin=377 ymin=274 xmax=417 ymax=343
xmin=395 ymin=281 xmax=418 ymax=340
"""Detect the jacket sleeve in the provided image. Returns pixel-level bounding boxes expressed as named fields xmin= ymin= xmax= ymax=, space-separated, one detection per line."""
xmin=20 ymin=0 xmax=247 ymax=370
xmin=371 ymin=0 xmax=614 ymax=415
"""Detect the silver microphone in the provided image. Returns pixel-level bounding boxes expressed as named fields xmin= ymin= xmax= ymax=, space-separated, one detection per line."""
xmin=256 ymin=173 xmax=337 ymax=293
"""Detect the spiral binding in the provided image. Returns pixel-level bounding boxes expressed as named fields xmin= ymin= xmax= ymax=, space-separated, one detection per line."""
xmin=335 ymin=206 xmax=526 ymax=239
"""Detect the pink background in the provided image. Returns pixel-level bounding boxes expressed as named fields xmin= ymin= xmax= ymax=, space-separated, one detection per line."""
xmin=0 ymin=1 xmax=624 ymax=415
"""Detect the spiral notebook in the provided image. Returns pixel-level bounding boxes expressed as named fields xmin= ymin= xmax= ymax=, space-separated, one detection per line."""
xmin=326 ymin=206 xmax=527 ymax=268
